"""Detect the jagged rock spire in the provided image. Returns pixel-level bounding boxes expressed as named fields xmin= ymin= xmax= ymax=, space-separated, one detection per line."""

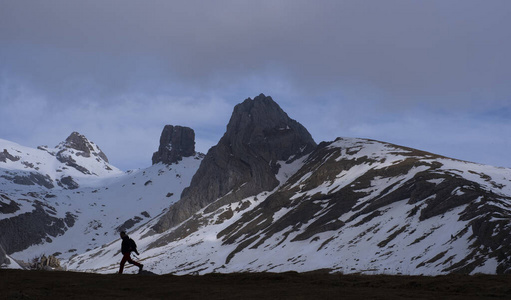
xmin=152 ymin=125 xmax=195 ymax=165
xmin=153 ymin=94 xmax=316 ymax=233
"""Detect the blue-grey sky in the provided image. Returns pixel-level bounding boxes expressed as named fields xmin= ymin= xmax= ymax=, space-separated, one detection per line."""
xmin=1 ymin=0 xmax=510 ymax=170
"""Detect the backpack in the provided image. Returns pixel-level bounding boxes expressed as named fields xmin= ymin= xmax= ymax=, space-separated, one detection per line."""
xmin=129 ymin=238 xmax=137 ymax=252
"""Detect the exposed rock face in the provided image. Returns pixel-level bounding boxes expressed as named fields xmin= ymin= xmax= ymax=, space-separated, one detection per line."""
xmin=30 ymin=254 xmax=62 ymax=270
xmin=49 ymin=131 xmax=111 ymax=177
xmin=0 ymin=194 xmax=20 ymax=214
xmin=61 ymin=132 xmax=109 ymax=163
xmin=153 ymin=94 xmax=316 ymax=233
xmin=0 ymin=201 xmax=76 ymax=254
xmin=54 ymin=132 xmax=110 ymax=176
xmin=116 ymin=216 xmax=143 ymax=233
xmin=0 ymin=172 xmax=54 ymax=189
xmin=57 ymin=176 xmax=79 ymax=190
xmin=152 ymin=125 xmax=195 ymax=165
xmin=0 ymin=244 xmax=9 ymax=266
xmin=0 ymin=149 xmax=20 ymax=163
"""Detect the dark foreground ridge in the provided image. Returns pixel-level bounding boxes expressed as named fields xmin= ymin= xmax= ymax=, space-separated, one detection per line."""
xmin=1 ymin=269 xmax=510 ymax=300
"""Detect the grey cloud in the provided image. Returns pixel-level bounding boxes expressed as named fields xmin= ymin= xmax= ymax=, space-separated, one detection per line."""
xmin=1 ymin=1 xmax=510 ymax=169
xmin=2 ymin=0 xmax=510 ymax=105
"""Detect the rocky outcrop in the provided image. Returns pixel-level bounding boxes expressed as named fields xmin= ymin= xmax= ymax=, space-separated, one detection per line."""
xmin=61 ymin=132 xmax=109 ymax=163
xmin=0 ymin=244 xmax=9 ymax=266
xmin=0 ymin=194 xmax=20 ymax=214
xmin=152 ymin=125 xmax=195 ymax=165
xmin=57 ymin=176 xmax=79 ymax=190
xmin=153 ymin=94 xmax=316 ymax=233
xmin=54 ymin=132 xmax=110 ymax=175
xmin=55 ymin=154 xmax=92 ymax=175
xmin=0 ymin=149 xmax=20 ymax=163
xmin=0 ymin=172 xmax=54 ymax=189
xmin=30 ymin=254 xmax=62 ymax=270
xmin=0 ymin=201 xmax=76 ymax=254
xmin=116 ymin=216 xmax=143 ymax=233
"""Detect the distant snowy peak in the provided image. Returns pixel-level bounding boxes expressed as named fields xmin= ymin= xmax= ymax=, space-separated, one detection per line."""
xmin=56 ymin=131 xmax=110 ymax=163
xmin=48 ymin=132 xmax=120 ymax=177
xmin=0 ymin=133 xmax=123 ymax=190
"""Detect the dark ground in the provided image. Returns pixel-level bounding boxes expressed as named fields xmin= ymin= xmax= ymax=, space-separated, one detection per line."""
xmin=1 ymin=269 xmax=510 ymax=299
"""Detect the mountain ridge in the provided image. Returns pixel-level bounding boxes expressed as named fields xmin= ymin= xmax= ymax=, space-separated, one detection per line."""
xmin=1 ymin=95 xmax=510 ymax=275
xmin=0 ymin=132 xmax=122 ymax=190
xmin=152 ymin=94 xmax=316 ymax=234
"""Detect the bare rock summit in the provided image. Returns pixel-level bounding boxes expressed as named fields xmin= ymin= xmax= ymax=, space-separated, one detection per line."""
xmin=152 ymin=125 xmax=196 ymax=165
xmin=153 ymin=94 xmax=316 ymax=233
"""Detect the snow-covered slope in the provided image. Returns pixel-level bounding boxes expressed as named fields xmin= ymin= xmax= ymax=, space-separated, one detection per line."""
xmin=4 ymin=156 xmax=202 ymax=262
xmin=0 ymin=131 xmax=203 ymax=265
xmin=65 ymin=138 xmax=511 ymax=275
xmin=0 ymin=132 xmax=123 ymax=190
xmin=1 ymin=254 xmax=23 ymax=269
xmin=2 ymin=97 xmax=510 ymax=276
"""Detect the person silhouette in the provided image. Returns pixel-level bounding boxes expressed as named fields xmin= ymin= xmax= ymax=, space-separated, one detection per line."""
xmin=118 ymin=231 xmax=143 ymax=274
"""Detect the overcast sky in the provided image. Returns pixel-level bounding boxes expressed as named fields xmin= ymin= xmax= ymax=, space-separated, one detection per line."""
xmin=1 ymin=0 xmax=510 ymax=171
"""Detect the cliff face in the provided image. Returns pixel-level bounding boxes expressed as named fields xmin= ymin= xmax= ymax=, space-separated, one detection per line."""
xmin=152 ymin=94 xmax=316 ymax=233
xmin=152 ymin=125 xmax=195 ymax=165
xmin=0 ymin=244 xmax=9 ymax=266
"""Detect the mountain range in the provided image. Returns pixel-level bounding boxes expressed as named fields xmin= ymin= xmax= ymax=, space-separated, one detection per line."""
xmin=1 ymin=94 xmax=510 ymax=275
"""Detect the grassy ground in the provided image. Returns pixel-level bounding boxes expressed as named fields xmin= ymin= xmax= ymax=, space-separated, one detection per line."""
xmin=1 ymin=269 xmax=510 ymax=299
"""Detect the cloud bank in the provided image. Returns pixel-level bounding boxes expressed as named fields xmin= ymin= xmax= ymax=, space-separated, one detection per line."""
xmin=1 ymin=1 xmax=509 ymax=170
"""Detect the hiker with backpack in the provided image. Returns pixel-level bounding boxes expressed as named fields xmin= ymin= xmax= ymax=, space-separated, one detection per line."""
xmin=118 ymin=231 xmax=144 ymax=274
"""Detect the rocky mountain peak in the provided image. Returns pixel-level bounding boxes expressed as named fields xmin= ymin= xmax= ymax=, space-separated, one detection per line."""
xmin=59 ymin=132 xmax=109 ymax=163
xmin=153 ymin=94 xmax=317 ymax=233
xmin=152 ymin=125 xmax=195 ymax=165
xmin=64 ymin=132 xmax=93 ymax=152
xmin=225 ymin=94 xmax=316 ymax=163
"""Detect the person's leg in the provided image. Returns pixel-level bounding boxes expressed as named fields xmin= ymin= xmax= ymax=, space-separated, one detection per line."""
xmin=127 ymin=255 xmax=143 ymax=268
xmin=118 ymin=253 xmax=129 ymax=274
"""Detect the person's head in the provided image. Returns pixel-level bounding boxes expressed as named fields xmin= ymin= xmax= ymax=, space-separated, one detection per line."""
xmin=120 ymin=231 xmax=126 ymax=238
